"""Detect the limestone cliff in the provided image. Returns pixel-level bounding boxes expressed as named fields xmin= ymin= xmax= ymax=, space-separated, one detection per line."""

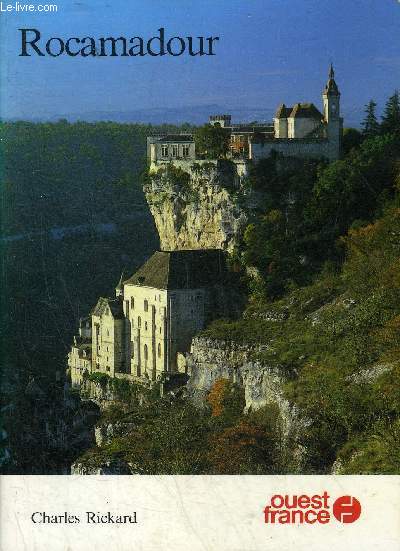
xmin=184 ymin=336 xmax=306 ymax=471
xmin=186 ymin=337 xmax=293 ymax=425
xmin=144 ymin=160 xmax=253 ymax=252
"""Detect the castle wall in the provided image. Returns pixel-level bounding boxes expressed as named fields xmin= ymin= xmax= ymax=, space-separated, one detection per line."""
xmin=288 ymin=117 xmax=321 ymax=139
xmin=250 ymin=137 xmax=339 ymax=162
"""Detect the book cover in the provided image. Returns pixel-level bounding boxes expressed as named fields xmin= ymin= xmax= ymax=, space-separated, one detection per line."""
xmin=0 ymin=1 xmax=399 ymax=549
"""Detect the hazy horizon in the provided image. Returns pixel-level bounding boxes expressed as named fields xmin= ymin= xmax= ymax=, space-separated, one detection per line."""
xmin=2 ymin=0 xmax=400 ymax=125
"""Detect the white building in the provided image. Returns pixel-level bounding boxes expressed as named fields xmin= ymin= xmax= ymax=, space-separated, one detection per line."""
xmin=68 ymin=250 xmax=228 ymax=387
xmin=250 ymin=65 xmax=343 ymax=162
xmin=148 ymin=65 xmax=343 ymax=166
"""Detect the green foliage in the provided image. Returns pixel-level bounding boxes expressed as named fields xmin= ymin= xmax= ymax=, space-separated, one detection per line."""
xmin=154 ymin=163 xmax=190 ymax=189
xmin=238 ymin=128 xmax=400 ymax=299
xmin=336 ymin=419 xmax=400 ymax=474
xmin=381 ymin=90 xmax=400 ymax=135
xmin=87 ymin=372 xmax=110 ymax=387
xmin=361 ymin=100 xmax=380 ymax=138
xmin=342 ymin=127 xmax=363 ymax=155
xmin=206 ymin=378 xmax=245 ymax=425
xmin=194 ymin=124 xmax=230 ymax=159
xmin=77 ymin=394 xmax=286 ymax=475
xmin=203 ymin=198 xmax=400 ymax=473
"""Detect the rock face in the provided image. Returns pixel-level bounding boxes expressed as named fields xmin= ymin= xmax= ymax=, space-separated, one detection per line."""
xmin=71 ymin=459 xmax=132 ymax=475
xmin=186 ymin=337 xmax=297 ymax=437
xmin=145 ymin=161 xmax=251 ymax=252
xmin=94 ymin=420 xmax=137 ymax=447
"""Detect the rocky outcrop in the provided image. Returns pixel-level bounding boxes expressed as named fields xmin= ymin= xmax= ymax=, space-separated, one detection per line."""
xmin=185 ymin=335 xmax=307 ymax=471
xmin=94 ymin=420 xmax=137 ymax=447
xmin=186 ymin=337 xmax=297 ymax=436
xmin=145 ymin=161 xmax=254 ymax=252
xmin=71 ymin=459 xmax=132 ymax=475
xmin=80 ymin=377 xmax=152 ymax=410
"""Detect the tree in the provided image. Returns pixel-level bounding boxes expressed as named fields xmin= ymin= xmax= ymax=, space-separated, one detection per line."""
xmin=207 ymin=421 xmax=274 ymax=474
xmin=381 ymin=91 xmax=400 ymax=135
xmin=361 ymin=100 xmax=380 ymax=138
xmin=194 ymin=124 xmax=230 ymax=159
xmin=342 ymin=128 xmax=363 ymax=155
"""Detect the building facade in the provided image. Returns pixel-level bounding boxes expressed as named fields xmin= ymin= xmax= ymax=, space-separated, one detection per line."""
xmin=68 ymin=250 xmax=228 ymax=387
xmin=148 ymin=65 xmax=343 ymax=166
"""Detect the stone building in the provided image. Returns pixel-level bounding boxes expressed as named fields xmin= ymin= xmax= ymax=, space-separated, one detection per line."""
xmin=250 ymin=65 xmax=343 ymax=162
xmin=68 ymin=317 xmax=92 ymax=387
xmin=91 ymin=297 xmax=125 ymax=376
xmin=68 ymin=250 xmax=229 ymax=387
xmin=148 ymin=134 xmax=196 ymax=167
xmin=148 ymin=65 xmax=342 ymax=166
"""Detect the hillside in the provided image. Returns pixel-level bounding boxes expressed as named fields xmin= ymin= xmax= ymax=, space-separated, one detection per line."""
xmin=72 ymin=118 xmax=400 ymax=475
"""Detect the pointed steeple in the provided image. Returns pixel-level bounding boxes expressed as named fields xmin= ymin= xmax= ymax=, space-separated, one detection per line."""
xmin=115 ymin=271 xmax=125 ymax=298
xmin=324 ymin=63 xmax=340 ymax=96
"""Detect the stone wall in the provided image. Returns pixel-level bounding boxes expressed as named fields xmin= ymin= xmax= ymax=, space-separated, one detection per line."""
xmin=250 ymin=137 xmax=339 ymax=162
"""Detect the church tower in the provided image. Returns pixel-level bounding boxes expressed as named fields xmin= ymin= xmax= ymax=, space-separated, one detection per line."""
xmin=323 ymin=63 xmax=340 ymax=122
xmin=322 ymin=64 xmax=342 ymax=160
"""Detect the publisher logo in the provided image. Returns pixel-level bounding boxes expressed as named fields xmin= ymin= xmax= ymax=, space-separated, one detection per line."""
xmin=332 ymin=496 xmax=361 ymax=523
xmin=263 ymin=492 xmax=362 ymax=525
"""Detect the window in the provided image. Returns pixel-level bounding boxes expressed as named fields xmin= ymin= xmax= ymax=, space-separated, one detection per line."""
xmin=182 ymin=144 xmax=190 ymax=157
xmin=144 ymin=299 xmax=148 ymax=312
xmin=145 ymin=322 xmax=148 ymax=331
xmin=161 ymin=145 xmax=168 ymax=157
xmin=172 ymin=144 xmax=178 ymax=157
xmin=138 ymin=316 xmax=141 ymax=328
xmin=159 ymin=326 xmax=162 ymax=334
xmin=106 ymin=366 xmax=110 ymax=372
xmin=158 ymin=343 xmax=162 ymax=358
xmin=106 ymin=330 xmax=109 ymax=337
xmin=125 ymin=300 xmax=129 ymax=316
xmin=144 ymin=344 xmax=148 ymax=361
xmin=130 ymin=297 xmax=135 ymax=310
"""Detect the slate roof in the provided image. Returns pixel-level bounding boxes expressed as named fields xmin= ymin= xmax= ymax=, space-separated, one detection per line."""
xmin=275 ymin=103 xmax=323 ymax=120
xmin=275 ymin=104 xmax=293 ymax=119
xmin=91 ymin=297 xmax=124 ymax=319
xmin=289 ymin=103 xmax=323 ymax=119
xmin=124 ymin=250 xmax=227 ymax=290
xmin=324 ymin=78 xmax=340 ymax=95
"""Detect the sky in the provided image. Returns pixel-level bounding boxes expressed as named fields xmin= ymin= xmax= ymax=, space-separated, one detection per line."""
xmin=1 ymin=0 xmax=400 ymax=123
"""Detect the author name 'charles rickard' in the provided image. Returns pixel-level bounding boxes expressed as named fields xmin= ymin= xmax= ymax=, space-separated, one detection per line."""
xmin=31 ymin=511 xmax=138 ymax=524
